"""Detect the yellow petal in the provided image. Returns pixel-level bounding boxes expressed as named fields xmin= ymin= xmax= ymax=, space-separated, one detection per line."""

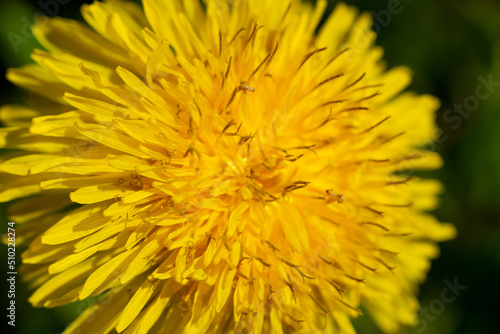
xmin=215 ymin=267 xmax=236 ymax=312
xmin=29 ymin=253 xmax=109 ymax=307
xmin=116 ymin=278 xmax=160 ymax=332
xmin=0 ymin=105 xmax=42 ymax=127
xmin=75 ymin=121 xmax=154 ymax=159
xmin=32 ymin=16 xmax=130 ymax=68
xmin=70 ymin=185 xmax=133 ymax=204
xmin=184 ymin=283 xmax=216 ymax=334
xmin=49 ymin=238 xmax=119 ymax=274
xmin=137 ymin=279 xmax=179 ymax=334
xmin=120 ymin=231 xmax=165 ymax=284
xmin=0 ymin=173 xmax=55 ymax=202
xmin=64 ymin=284 xmax=135 ymax=334
xmin=0 ymin=127 xmax=78 ymax=153
xmin=227 ymin=202 xmax=249 ymax=236
xmin=6 ymin=65 xmax=71 ymax=105
xmin=41 ymin=202 xmax=109 ymax=245
xmin=79 ymin=248 xmax=135 ymax=299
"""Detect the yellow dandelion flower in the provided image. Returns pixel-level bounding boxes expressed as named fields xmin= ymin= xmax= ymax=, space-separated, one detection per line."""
xmin=1 ymin=0 xmax=456 ymax=333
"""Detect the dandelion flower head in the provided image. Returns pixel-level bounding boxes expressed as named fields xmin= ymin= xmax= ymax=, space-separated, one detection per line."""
xmin=0 ymin=0 xmax=456 ymax=333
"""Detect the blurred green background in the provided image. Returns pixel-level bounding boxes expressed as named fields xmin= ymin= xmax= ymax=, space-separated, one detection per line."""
xmin=1 ymin=0 xmax=499 ymax=333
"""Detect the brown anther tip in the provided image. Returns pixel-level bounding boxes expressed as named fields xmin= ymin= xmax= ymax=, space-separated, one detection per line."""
xmin=344 ymin=274 xmax=365 ymax=283
xmin=363 ymin=206 xmax=384 ymax=217
xmin=359 ymin=221 xmax=390 ymax=232
xmin=343 ymin=72 xmax=366 ymax=91
xmin=218 ymin=30 xmax=222 ymax=57
xmin=314 ymin=73 xmax=344 ymax=90
xmin=360 ymin=115 xmax=391 ymax=134
xmin=287 ymin=313 xmax=304 ymax=324
xmin=228 ymin=28 xmax=246 ymax=46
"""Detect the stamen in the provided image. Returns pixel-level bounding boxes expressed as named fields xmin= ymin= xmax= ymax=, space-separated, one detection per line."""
xmin=285 ymin=154 xmax=304 ymax=162
xmin=225 ymin=87 xmax=240 ymax=110
xmin=343 ymin=274 xmax=365 ymax=283
xmin=248 ymin=50 xmax=273 ymax=82
xmin=268 ymin=282 xmax=276 ymax=295
xmin=363 ymin=206 xmax=384 ymax=217
xmin=261 ymin=162 xmax=274 ymax=172
xmin=225 ymin=122 xmax=242 ymax=136
xmin=298 ymin=47 xmax=327 ymax=70
xmin=146 ymin=158 xmax=159 ymax=165
xmin=205 ymin=231 xmax=215 ymax=247
xmin=250 ymin=26 xmax=264 ymax=47
xmin=244 ymin=23 xmax=259 ymax=49
xmin=314 ymin=73 xmax=344 ymax=90
xmin=287 ymin=313 xmax=304 ymax=324
xmin=394 ymin=154 xmax=424 ymax=163
xmin=280 ymin=3 xmax=292 ymax=25
xmin=246 ymin=135 xmax=254 ymax=156
xmin=340 ymin=107 xmax=369 ymax=112
xmin=239 ymin=133 xmax=254 ymax=145
xmin=329 ymin=280 xmax=345 ymax=298
xmin=316 ymin=108 xmax=338 ymax=129
xmin=194 ymin=101 xmax=202 ymax=118
xmin=356 ymin=91 xmax=382 ymax=103
xmin=264 ymin=73 xmax=274 ymax=81
xmin=309 ymin=293 xmax=330 ymax=314
xmin=378 ymin=131 xmax=405 ymax=145
xmin=284 ymin=276 xmax=297 ymax=303
xmin=376 ymin=257 xmax=396 ymax=270
xmin=352 ymin=83 xmax=384 ymax=92
xmin=236 ymin=271 xmax=254 ymax=283
xmin=386 ymin=176 xmax=417 ymax=186
xmin=228 ymin=28 xmax=246 ymax=46
xmin=321 ymin=99 xmax=348 ymax=107
xmin=335 ymin=297 xmax=362 ymax=314
xmin=288 ymin=144 xmax=317 ymax=154
xmin=319 ymin=255 xmax=334 ymax=266
xmin=384 ymin=232 xmax=413 ymax=237
xmin=343 ymin=72 xmax=366 ymax=91
xmin=221 ymin=57 xmax=232 ymax=90
xmin=281 ymin=258 xmax=314 ymax=283
xmin=187 ymin=116 xmax=194 ymax=136
xmin=146 ymin=211 xmax=156 ymax=220
xmin=165 ymin=149 xmax=176 ymax=165
xmin=375 ymin=248 xmax=399 ymax=257
xmin=265 ymin=194 xmax=280 ymax=203
xmin=220 ymin=120 xmax=236 ymax=136
xmin=284 ymin=181 xmax=309 ymax=192
xmin=183 ymin=147 xmax=192 ymax=158
xmin=264 ymin=240 xmax=280 ymax=253
xmin=359 ymin=221 xmax=390 ymax=232
xmin=320 ymin=216 xmax=340 ymax=226
xmin=355 ymin=260 xmax=376 ymax=272
xmin=378 ymin=202 xmax=413 ymax=208
xmin=267 ymin=42 xmax=280 ymax=68
xmin=218 ymin=30 xmax=222 ymax=57
xmin=222 ymin=235 xmax=231 ymax=251
xmin=253 ymin=256 xmax=271 ymax=267
xmin=238 ymin=257 xmax=252 ymax=265
xmin=324 ymin=47 xmax=351 ymax=68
